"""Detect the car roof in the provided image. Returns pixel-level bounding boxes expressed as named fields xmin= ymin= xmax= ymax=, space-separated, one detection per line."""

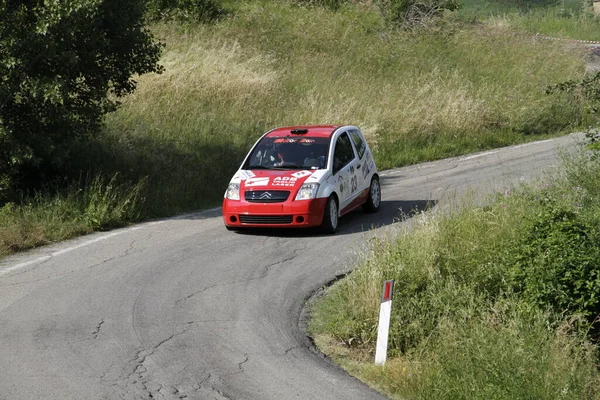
xmin=264 ymin=125 xmax=342 ymax=139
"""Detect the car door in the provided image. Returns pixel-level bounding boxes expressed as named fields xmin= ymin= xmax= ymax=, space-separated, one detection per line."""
xmin=331 ymin=131 xmax=360 ymax=212
xmin=348 ymin=128 xmax=369 ymax=194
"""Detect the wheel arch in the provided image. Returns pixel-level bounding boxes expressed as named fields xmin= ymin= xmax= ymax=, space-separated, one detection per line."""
xmin=319 ymin=182 xmax=338 ymax=201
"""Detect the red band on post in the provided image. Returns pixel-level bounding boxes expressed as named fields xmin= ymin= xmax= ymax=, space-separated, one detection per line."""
xmin=381 ymin=280 xmax=394 ymax=302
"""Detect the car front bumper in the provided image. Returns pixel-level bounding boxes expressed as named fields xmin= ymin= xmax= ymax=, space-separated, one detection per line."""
xmin=222 ymin=197 xmax=328 ymax=228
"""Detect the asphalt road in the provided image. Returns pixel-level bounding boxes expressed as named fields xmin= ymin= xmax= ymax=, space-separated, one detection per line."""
xmin=0 ymin=133 xmax=583 ymax=400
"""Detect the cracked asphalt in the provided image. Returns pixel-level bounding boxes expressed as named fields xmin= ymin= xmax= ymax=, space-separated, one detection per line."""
xmin=0 ymin=134 xmax=582 ymax=399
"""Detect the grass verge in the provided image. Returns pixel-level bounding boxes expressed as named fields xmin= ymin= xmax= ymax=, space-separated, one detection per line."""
xmin=0 ymin=174 xmax=144 ymax=257
xmin=308 ymin=137 xmax=600 ymax=399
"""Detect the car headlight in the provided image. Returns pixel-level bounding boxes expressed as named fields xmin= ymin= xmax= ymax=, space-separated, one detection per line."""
xmin=225 ymin=183 xmax=240 ymax=200
xmin=295 ymin=183 xmax=320 ymax=200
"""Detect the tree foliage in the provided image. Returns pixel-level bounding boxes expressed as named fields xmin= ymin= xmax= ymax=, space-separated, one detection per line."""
xmin=0 ymin=0 xmax=163 ymax=200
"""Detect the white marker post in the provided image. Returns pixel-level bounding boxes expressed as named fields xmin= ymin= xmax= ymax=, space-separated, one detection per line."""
xmin=375 ymin=279 xmax=394 ymax=366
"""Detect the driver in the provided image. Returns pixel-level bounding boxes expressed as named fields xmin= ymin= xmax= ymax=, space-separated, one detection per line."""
xmin=274 ymin=144 xmax=297 ymax=166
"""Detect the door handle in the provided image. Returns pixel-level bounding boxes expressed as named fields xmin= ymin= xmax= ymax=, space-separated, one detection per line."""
xmin=356 ymin=164 xmax=362 ymax=169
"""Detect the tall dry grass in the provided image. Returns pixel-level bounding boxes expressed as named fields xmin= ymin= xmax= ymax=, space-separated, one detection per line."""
xmin=99 ymin=1 xmax=588 ymax=214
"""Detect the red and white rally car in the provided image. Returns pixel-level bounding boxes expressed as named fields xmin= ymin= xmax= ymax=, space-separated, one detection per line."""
xmin=222 ymin=125 xmax=381 ymax=233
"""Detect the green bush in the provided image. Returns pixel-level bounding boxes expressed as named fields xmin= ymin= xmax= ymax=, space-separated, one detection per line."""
xmin=585 ymin=130 xmax=600 ymax=155
xmin=508 ymin=198 xmax=600 ymax=328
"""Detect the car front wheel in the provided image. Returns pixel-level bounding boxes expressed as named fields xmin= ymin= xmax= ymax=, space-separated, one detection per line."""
xmin=363 ymin=176 xmax=381 ymax=213
xmin=321 ymin=196 xmax=338 ymax=234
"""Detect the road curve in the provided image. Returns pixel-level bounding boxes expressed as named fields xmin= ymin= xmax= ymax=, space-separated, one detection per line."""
xmin=0 ymin=133 xmax=582 ymax=400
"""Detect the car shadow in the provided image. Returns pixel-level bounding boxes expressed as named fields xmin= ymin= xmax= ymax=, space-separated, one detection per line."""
xmin=337 ymin=199 xmax=435 ymax=235
xmin=228 ymin=199 xmax=437 ymax=238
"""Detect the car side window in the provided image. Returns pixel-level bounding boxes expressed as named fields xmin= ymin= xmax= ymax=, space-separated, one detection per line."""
xmin=349 ymin=129 xmax=366 ymax=159
xmin=333 ymin=133 xmax=356 ymax=175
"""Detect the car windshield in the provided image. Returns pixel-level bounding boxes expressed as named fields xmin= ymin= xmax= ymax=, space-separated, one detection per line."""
xmin=243 ymin=136 xmax=330 ymax=170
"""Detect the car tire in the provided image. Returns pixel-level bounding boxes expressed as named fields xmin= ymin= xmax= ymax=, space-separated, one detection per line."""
xmin=321 ymin=196 xmax=338 ymax=234
xmin=363 ymin=175 xmax=381 ymax=213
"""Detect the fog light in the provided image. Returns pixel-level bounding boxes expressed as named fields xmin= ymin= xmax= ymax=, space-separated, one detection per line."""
xmin=230 ymin=216 xmax=238 ymax=223
xmin=296 ymin=216 xmax=305 ymax=223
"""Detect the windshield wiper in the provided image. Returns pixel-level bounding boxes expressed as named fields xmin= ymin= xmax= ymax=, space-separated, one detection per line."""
xmin=247 ymin=164 xmax=312 ymax=170
xmin=247 ymin=165 xmax=276 ymax=170
xmin=279 ymin=164 xmax=310 ymax=170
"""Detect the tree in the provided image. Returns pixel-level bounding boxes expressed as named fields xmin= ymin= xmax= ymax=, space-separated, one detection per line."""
xmin=0 ymin=0 xmax=163 ymax=199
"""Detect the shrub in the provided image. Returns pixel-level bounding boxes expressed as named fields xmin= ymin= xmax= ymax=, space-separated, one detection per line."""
xmin=585 ymin=129 xmax=600 ymax=155
xmin=508 ymin=198 xmax=600 ymax=329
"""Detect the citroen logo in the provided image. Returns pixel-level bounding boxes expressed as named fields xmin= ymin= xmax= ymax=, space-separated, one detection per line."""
xmin=260 ymin=192 xmax=272 ymax=200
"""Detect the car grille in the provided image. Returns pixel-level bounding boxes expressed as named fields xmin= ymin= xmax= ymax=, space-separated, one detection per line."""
xmin=245 ymin=190 xmax=290 ymax=203
xmin=239 ymin=215 xmax=294 ymax=224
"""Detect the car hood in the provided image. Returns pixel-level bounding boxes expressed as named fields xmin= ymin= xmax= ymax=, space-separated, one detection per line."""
xmin=232 ymin=169 xmax=325 ymax=191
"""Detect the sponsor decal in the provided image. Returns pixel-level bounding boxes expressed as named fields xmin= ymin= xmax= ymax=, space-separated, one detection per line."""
xmin=245 ymin=177 xmax=270 ymax=187
xmin=292 ymin=170 xmax=313 ymax=178
xmin=273 ymin=176 xmax=298 ymax=187
xmin=362 ymin=152 xmax=373 ymax=179
xmin=337 ymin=173 xmax=358 ymax=195
xmin=274 ymin=138 xmax=297 ymax=143
xmin=362 ymin=163 xmax=370 ymax=179
xmin=238 ymin=170 xmax=255 ymax=180
xmin=337 ymin=175 xmax=348 ymax=195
